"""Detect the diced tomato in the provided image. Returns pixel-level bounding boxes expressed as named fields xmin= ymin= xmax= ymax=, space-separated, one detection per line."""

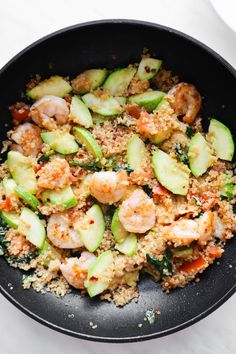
xmin=9 ymin=102 xmax=30 ymax=125
xmin=179 ymin=257 xmax=207 ymax=273
xmin=125 ymin=104 xmax=142 ymax=119
xmin=0 ymin=196 xmax=12 ymax=211
xmin=89 ymin=219 xmax=94 ymax=225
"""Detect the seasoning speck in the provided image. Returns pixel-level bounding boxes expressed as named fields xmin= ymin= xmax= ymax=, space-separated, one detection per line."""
xmin=68 ymin=314 xmax=74 ymax=319
xmin=229 ymin=264 xmax=233 ymax=268
xmin=92 ymin=325 xmax=98 ymax=329
xmin=145 ymin=308 xmax=156 ymax=325
xmin=138 ymin=323 xmax=143 ymax=328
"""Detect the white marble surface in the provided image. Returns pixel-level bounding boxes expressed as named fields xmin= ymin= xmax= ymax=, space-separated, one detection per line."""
xmin=0 ymin=0 xmax=236 ymax=353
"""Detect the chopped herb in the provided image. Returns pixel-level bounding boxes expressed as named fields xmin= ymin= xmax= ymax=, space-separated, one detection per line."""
xmin=69 ymin=160 xmax=101 ymax=171
xmin=0 ymin=217 xmax=9 ymax=256
xmin=37 ymin=151 xmax=54 ymax=163
xmin=175 ymin=144 xmax=189 ymax=165
xmin=107 ymin=205 xmax=116 ymax=218
xmin=191 ymin=195 xmax=202 ymax=206
xmin=145 ymin=308 xmax=156 ymax=325
xmin=195 ymin=210 xmax=204 ymax=218
xmin=186 ymin=126 xmax=195 ymax=138
xmin=146 ymin=250 xmax=172 ymax=277
xmin=143 ymin=185 xmax=152 ymax=197
xmin=233 ymin=204 xmax=236 ymax=214
xmin=12 ymin=251 xmax=39 ymax=264
xmin=113 ymin=164 xmax=134 ymax=173
xmin=0 ymin=236 xmax=10 ymax=256
xmin=105 ymin=156 xmax=117 ymax=169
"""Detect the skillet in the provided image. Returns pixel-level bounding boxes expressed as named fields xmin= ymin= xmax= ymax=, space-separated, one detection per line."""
xmin=0 ymin=20 xmax=236 ymax=342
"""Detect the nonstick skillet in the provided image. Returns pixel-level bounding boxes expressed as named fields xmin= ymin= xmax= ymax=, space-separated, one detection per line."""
xmin=0 ymin=20 xmax=236 ymax=342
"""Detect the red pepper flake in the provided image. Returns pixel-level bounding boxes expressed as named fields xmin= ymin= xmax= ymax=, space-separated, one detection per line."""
xmin=89 ymin=276 xmax=98 ymax=281
xmin=69 ymin=173 xmax=77 ymax=182
xmin=89 ymin=220 xmax=94 ymax=225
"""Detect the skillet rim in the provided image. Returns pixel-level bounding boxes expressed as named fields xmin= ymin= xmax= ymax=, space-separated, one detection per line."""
xmin=0 ymin=19 xmax=235 ymax=343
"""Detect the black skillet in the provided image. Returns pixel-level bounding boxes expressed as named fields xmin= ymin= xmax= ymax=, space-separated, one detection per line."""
xmin=0 ymin=20 xmax=236 ymax=343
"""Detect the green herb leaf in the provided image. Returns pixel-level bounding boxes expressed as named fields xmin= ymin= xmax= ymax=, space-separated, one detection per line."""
xmin=13 ymin=251 xmax=39 ymax=264
xmin=143 ymin=185 xmax=152 ymax=197
xmin=146 ymin=250 xmax=172 ymax=277
xmin=175 ymin=144 xmax=189 ymax=165
xmin=69 ymin=160 xmax=101 ymax=171
xmin=186 ymin=126 xmax=195 ymax=138
xmin=105 ymin=156 xmax=117 ymax=169
xmin=195 ymin=210 xmax=204 ymax=218
xmin=37 ymin=151 xmax=54 ymax=163
xmin=113 ymin=164 xmax=134 ymax=173
xmin=191 ymin=195 xmax=202 ymax=206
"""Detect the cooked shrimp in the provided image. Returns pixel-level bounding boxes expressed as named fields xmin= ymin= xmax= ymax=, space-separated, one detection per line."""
xmin=47 ymin=212 xmax=83 ymax=249
xmin=198 ymin=211 xmax=224 ymax=245
xmin=89 ymin=170 xmax=129 ymax=204
xmin=168 ymin=83 xmax=202 ymax=123
xmin=136 ymin=106 xmax=176 ymax=143
xmin=165 ymin=218 xmax=199 ymax=246
xmin=119 ymin=189 xmax=156 ymax=233
xmin=11 ymin=122 xmax=42 ymax=156
xmin=37 ymin=158 xmax=71 ymax=190
xmin=30 ymin=95 xmax=69 ymax=130
xmin=60 ymin=252 xmax=96 ymax=289
xmin=165 ymin=211 xmax=224 ymax=246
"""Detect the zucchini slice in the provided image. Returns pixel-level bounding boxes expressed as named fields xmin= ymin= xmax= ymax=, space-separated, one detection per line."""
xmin=1 ymin=211 xmax=19 ymax=229
xmin=69 ymin=96 xmax=93 ymax=128
xmin=111 ymin=208 xmax=128 ymax=243
xmin=2 ymin=178 xmax=17 ymax=197
xmin=127 ymin=134 xmax=146 ymax=171
xmin=41 ymin=131 xmax=79 ymax=155
xmin=18 ymin=207 xmax=46 ymax=249
xmin=152 ymin=149 xmax=190 ymax=196
xmin=72 ymin=69 xmax=108 ymax=94
xmin=7 ymin=151 xmax=37 ymax=194
xmin=128 ymin=91 xmax=165 ymax=112
xmin=73 ymin=126 xmax=103 ymax=161
xmin=78 ymin=204 xmax=105 ymax=252
xmin=27 ymin=75 xmax=72 ymax=100
xmin=115 ymin=233 xmax=138 ymax=256
xmin=15 ymin=186 xmax=40 ymax=210
xmin=86 ymin=250 xmax=114 ymax=297
xmin=103 ymin=67 xmax=136 ymax=96
xmin=77 ymin=174 xmax=92 ymax=199
xmin=189 ymin=132 xmax=214 ymax=178
xmin=208 ymin=118 xmax=234 ymax=161
xmin=39 ymin=240 xmax=61 ymax=266
xmin=137 ymin=57 xmax=162 ymax=80
xmin=42 ymin=186 xmax=77 ymax=210
xmin=82 ymin=93 xmax=124 ymax=116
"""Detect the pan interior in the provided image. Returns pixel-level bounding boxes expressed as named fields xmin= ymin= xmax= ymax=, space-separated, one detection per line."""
xmin=0 ymin=20 xmax=235 ymax=342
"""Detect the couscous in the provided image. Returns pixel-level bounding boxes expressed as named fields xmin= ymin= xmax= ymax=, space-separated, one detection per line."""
xmin=0 ymin=54 xmax=235 ymax=306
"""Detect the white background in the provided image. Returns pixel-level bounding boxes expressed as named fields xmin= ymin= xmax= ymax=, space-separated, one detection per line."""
xmin=0 ymin=0 xmax=236 ymax=353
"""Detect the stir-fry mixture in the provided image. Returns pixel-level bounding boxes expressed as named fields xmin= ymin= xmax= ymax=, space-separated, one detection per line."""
xmin=0 ymin=54 xmax=235 ymax=306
